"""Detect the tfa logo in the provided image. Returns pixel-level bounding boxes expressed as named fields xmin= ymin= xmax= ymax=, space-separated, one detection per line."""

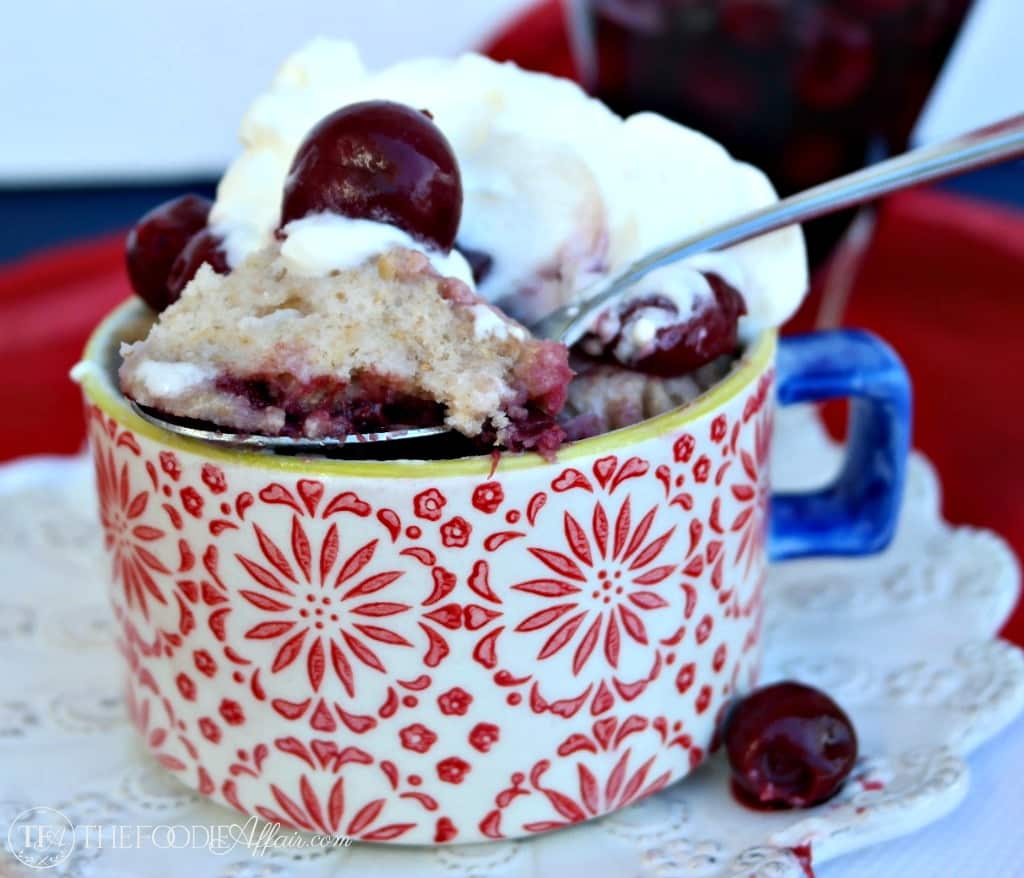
xmin=6 ymin=806 xmax=75 ymax=870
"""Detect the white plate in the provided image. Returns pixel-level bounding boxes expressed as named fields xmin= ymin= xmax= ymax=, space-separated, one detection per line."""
xmin=0 ymin=405 xmax=1021 ymax=878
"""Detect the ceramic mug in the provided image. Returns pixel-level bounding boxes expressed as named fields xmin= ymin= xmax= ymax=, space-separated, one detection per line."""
xmin=78 ymin=300 xmax=910 ymax=845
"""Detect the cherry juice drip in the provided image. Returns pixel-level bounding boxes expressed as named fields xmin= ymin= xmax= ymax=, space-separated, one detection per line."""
xmin=789 ymin=843 xmax=815 ymax=878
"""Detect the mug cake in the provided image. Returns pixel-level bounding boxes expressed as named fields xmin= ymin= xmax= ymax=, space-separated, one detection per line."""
xmin=114 ymin=38 xmax=807 ymax=456
xmin=68 ymin=39 xmax=877 ymax=846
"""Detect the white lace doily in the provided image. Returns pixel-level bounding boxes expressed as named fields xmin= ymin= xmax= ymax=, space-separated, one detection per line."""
xmin=1 ymin=406 xmax=1021 ymax=878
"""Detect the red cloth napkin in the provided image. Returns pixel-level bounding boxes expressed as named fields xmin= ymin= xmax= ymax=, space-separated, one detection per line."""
xmin=0 ymin=235 xmax=129 ymax=459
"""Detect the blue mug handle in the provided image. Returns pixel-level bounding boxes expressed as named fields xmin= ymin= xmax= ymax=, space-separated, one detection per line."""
xmin=769 ymin=330 xmax=912 ymax=561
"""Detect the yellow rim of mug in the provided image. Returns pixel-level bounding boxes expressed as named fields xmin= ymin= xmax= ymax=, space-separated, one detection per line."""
xmin=79 ymin=298 xmax=777 ymax=479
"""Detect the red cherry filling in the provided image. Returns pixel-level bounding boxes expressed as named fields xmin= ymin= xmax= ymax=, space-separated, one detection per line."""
xmin=212 ymin=373 xmax=445 ymax=438
xmin=281 ymin=100 xmax=463 ymax=252
xmin=587 ymin=273 xmax=746 ymax=377
xmin=724 ymin=681 xmax=858 ymax=808
xmin=166 ymin=228 xmax=229 ymax=301
xmin=125 ymin=194 xmax=211 ymax=312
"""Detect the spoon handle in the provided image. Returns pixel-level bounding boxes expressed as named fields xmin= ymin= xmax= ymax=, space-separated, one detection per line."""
xmin=535 ymin=114 xmax=1024 ymax=347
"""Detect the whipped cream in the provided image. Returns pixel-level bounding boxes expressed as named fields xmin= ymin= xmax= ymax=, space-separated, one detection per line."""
xmin=131 ymin=360 xmax=214 ymax=397
xmin=471 ymin=304 xmax=527 ymax=342
xmin=280 ymin=213 xmax=473 ymax=284
xmin=212 ymin=39 xmax=808 ymax=339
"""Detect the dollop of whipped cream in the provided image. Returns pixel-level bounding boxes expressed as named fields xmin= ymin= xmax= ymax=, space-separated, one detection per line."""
xmin=212 ymin=38 xmax=808 ymax=339
xmin=280 ymin=213 xmax=473 ymax=284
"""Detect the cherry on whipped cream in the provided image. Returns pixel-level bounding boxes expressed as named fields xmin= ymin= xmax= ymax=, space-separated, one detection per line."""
xmin=724 ymin=681 xmax=858 ymax=809
xmin=166 ymin=228 xmax=229 ymax=301
xmin=281 ymin=100 xmax=463 ymax=252
xmin=125 ymin=194 xmax=211 ymax=312
xmin=629 ymin=274 xmax=746 ymax=377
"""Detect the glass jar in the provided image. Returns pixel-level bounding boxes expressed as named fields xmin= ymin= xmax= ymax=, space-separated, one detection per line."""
xmin=570 ymin=0 xmax=972 ymax=261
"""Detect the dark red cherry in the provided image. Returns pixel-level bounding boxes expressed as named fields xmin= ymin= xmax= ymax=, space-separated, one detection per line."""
xmin=281 ymin=100 xmax=463 ymax=252
xmin=125 ymin=194 xmax=211 ymax=311
xmin=629 ymin=274 xmax=746 ymax=377
xmin=166 ymin=228 xmax=229 ymax=301
xmin=724 ymin=681 xmax=858 ymax=808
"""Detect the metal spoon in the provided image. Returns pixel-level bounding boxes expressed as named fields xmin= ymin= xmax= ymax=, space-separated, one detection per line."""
xmin=134 ymin=114 xmax=1024 ymax=451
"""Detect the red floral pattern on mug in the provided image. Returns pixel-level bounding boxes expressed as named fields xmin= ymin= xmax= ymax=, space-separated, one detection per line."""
xmin=194 ymin=650 xmax=217 ymax=678
xmin=180 ymin=486 xmax=204 ymax=518
xmin=510 ymin=494 xmax=675 ymax=674
xmin=439 ymin=516 xmax=472 ymax=548
xmin=673 ymin=433 xmax=696 ymax=463
xmin=523 ymin=747 xmax=671 ymax=832
xmin=437 ymin=687 xmax=473 ymax=716
xmin=730 ymin=400 xmax=772 ymax=575
xmin=400 ymin=723 xmax=438 ymax=754
xmin=253 ymin=773 xmax=416 ymax=841
xmin=82 ymin=352 xmax=773 ymax=845
xmin=219 ymin=699 xmax=245 ymax=726
xmin=236 ymin=516 xmax=411 ymax=696
xmin=469 ymin=723 xmax=500 ymax=753
xmin=413 ymin=488 xmax=446 ymax=521
xmin=472 ymin=482 xmax=504 ymax=514
xmin=437 ymin=757 xmax=471 ymax=784
xmin=93 ymin=439 xmax=169 ymax=622
xmin=159 ymin=451 xmax=181 ymax=481
xmin=201 ymin=463 xmax=228 ymax=494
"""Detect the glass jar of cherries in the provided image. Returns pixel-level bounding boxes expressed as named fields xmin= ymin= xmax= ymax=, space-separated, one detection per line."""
xmin=572 ymin=0 xmax=972 ymax=262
